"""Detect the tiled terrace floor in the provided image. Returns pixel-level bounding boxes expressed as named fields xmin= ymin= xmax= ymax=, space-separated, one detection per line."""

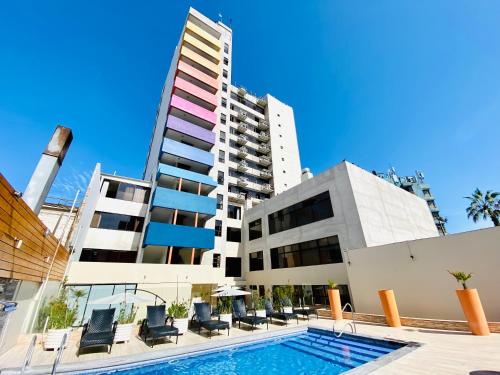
xmin=1 ymin=317 xmax=499 ymax=374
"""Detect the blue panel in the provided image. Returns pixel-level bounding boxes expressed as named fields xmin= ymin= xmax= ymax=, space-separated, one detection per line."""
xmin=152 ymin=187 xmax=216 ymax=216
xmin=162 ymin=138 xmax=214 ymax=167
xmin=144 ymin=222 xmax=215 ymax=249
xmin=157 ymin=163 xmax=216 ymax=189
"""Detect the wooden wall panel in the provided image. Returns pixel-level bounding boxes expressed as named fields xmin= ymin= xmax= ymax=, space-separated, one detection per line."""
xmin=0 ymin=174 xmax=70 ymax=282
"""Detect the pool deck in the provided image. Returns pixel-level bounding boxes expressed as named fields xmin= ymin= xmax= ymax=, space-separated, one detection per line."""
xmin=1 ymin=317 xmax=499 ymax=374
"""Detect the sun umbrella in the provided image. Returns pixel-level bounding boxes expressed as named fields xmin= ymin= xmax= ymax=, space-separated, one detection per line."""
xmin=211 ymin=288 xmax=250 ymax=297
xmin=88 ymin=292 xmax=154 ymax=305
xmin=214 ymin=285 xmax=242 ymax=292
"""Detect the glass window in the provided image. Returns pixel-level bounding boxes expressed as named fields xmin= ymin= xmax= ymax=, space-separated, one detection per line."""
xmin=80 ymin=249 xmax=137 ymax=263
xmin=105 ymin=180 xmax=150 ymax=203
xmin=215 ymin=220 xmax=222 ymax=237
xmin=226 ymin=227 xmax=241 ymax=242
xmin=220 ymin=130 xmax=226 ymax=143
xmin=217 ymin=171 xmax=224 ymax=185
xmin=225 ymin=257 xmax=241 ymax=277
xmin=91 ymin=212 xmax=144 ymax=232
xmin=224 ymin=43 xmax=229 ymax=53
xmin=227 ymin=205 xmax=241 ymax=220
xmin=223 ymin=69 xmax=228 ymax=78
xmin=249 ymin=251 xmax=264 ymax=271
xmin=221 ymin=114 xmax=226 ymax=125
xmin=222 ymin=83 xmax=227 ymax=92
xmin=219 ymin=150 xmax=225 ymax=163
xmin=268 ymin=191 xmax=333 ymax=234
xmin=213 ymin=253 xmax=221 ymax=268
xmin=248 ymin=219 xmax=262 ymax=240
xmin=216 ymin=194 xmax=223 ymax=210
xmin=270 ymin=235 xmax=342 ymax=269
xmin=222 ymin=98 xmax=227 ymax=107
xmin=223 ymin=57 xmax=229 ymax=65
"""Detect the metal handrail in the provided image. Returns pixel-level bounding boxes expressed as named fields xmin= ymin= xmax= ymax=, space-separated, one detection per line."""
xmin=20 ymin=335 xmax=37 ymax=374
xmin=51 ymin=333 xmax=67 ymax=375
xmin=332 ymin=303 xmax=357 ymax=337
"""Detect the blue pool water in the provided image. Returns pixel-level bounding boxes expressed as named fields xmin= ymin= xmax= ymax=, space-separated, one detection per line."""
xmin=94 ymin=328 xmax=404 ymax=375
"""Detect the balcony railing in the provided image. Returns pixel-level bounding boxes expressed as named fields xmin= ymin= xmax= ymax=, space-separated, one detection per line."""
xmin=237 ymin=177 xmax=249 ymax=187
xmin=237 ymin=123 xmax=247 ymax=133
xmin=257 ymin=120 xmax=269 ymax=130
xmin=228 ymin=192 xmax=246 ymax=203
xmin=237 ymin=161 xmax=248 ymax=172
xmin=257 ymin=144 xmax=271 ymax=154
xmin=258 ymin=155 xmax=271 ymax=166
xmin=237 ymin=135 xmax=248 ymax=145
xmin=237 ymin=111 xmax=247 ymax=121
xmin=258 ymin=132 xmax=270 ymax=142
xmin=238 ymin=87 xmax=247 ymax=96
xmin=257 ymin=97 xmax=267 ymax=107
xmin=261 ymin=183 xmax=273 ymax=193
xmin=260 ymin=169 xmax=272 ymax=179
xmin=237 ymin=146 xmax=248 ymax=158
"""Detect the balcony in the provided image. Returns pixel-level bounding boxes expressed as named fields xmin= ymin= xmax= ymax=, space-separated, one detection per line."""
xmin=151 ymin=187 xmax=216 ymax=217
xmin=144 ymin=222 xmax=215 ymax=249
xmin=260 ymin=169 xmax=272 ymax=179
xmin=237 ymin=135 xmax=248 ymax=145
xmin=160 ymin=138 xmax=213 ymax=174
xmin=261 ymin=183 xmax=274 ymax=193
xmin=237 ymin=161 xmax=248 ymax=172
xmin=185 ymin=20 xmax=221 ymax=52
xmin=257 ymin=120 xmax=269 ymax=131
xmin=237 ymin=123 xmax=248 ymax=133
xmin=257 ymin=144 xmax=271 ymax=154
xmin=238 ymin=87 xmax=247 ymax=96
xmin=237 ymin=177 xmax=249 ymax=187
xmin=237 ymin=147 xmax=248 ymax=158
xmin=257 ymin=97 xmax=267 ymax=107
xmin=157 ymin=163 xmax=217 ymax=195
xmin=258 ymin=132 xmax=270 ymax=142
xmin=228 ymin=191 xmax=246 ymax=203
xmin=170 ymin=95 xmax=216 ymax=129
xmin=258 ymin=155 xmax=271 ymax=166
xmin=173 ymin=76 xmax=218 ymax=110
xmin=166 ymin=115 xmax=215 ymax=150
xmin=237 ymin=111 xmax=247 ymax=121
xmin=180 ymin=45 xmax=219 ymax=76
xmin=177 ymin=60 xmax=218 ymax=91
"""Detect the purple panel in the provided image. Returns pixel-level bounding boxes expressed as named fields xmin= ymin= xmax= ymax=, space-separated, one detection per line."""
xmin=166 ymin=115 xmax=215 ymax=145
xmin=170 ymin=95 xmax=217 ymax=125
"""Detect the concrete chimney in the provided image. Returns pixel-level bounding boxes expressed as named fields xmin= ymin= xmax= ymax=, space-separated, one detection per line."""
xmin=24 ymin=126 xmax=73 ymax=214
xmin=301 ymin=168 xmax=313 ymax=182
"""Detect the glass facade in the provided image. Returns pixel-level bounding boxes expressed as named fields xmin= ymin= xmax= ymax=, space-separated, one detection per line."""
xmin=80 ymin=249 xmax=137 ymax=263
xmin=268 ymin=191 xmax=333 ymax=234
xmin=249 ymin=251 xmax=264 ymax=271
xmin=225 ymin=257 xmax=241 ymax=277
xmin=91 ymin=212 xmax=144 ymax=232
xmin=105 ymin=180 xmax=150 ymax=203
xmin=226 ymin=226 xmax=241 ymax=242
xmin=270 ymin=235 xmax=342 ymax=269
xmin=248 ymin=219 xmax=262 ymax=240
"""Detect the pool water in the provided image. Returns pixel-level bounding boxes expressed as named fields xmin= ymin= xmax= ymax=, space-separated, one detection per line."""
xmin=95 ymin=328 xmax=404 ymax=375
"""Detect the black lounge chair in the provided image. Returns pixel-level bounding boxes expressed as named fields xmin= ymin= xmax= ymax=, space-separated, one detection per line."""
xmin=293 ymin=303 xmax=319 ymax=321
xmin=140 ymin=305 xmax=179 ymax=347
xmin=78 ymin=308 xmax=117 ymax=356
xmin=232 ymin=299 xmax=268 ymax=331
xmin=265 ymin=300 xmax=298 ymax=325
xmin=192 ymin=302 xmax=230 ymax=338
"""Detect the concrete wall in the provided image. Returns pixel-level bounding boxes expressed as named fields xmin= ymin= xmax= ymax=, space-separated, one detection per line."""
xmin=346 ymin=227 xmax=500 ymax=321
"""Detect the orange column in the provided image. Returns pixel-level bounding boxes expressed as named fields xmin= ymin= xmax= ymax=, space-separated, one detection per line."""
xmin=190 ymin=182 xmax=202 ymax=265
xmin=378 ymin=289 xmax=401 ymax=327
xmin=167 ymin=178 xmax=183 ymax=264
xmin=456 ymin=289 xmax=490 ymax=336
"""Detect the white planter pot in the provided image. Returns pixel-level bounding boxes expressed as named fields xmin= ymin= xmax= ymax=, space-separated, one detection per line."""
xmin=44 ymin=328 xmax=71 ymax=350
xmin=219 ymin=313 xmax=233 ymax=326
xmin=283 ymin=307 xmax=293 ymax=314
xmin=114 ymin=323 xmax=134 ymax=343
xmin=173 ymin=318 xmax=189 ymax=334
xmin=255 ymin=309 xmax=266 ymax=318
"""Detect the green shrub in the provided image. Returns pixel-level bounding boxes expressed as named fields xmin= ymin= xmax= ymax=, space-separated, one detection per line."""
xmin=117 ymin=302 xmax=138 ymax=324
xmin=448 ymin=270 xmax=473 ymax=289
xmin=217 ymin=297 xmax=232 ymax=314
xmin=167 ymin=301 xmax=189 ymax=319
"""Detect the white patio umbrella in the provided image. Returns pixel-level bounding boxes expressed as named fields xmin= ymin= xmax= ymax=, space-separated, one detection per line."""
xmin=211 ymin=288 xmax=250 ymax=297
xmin=88 ymin=292 xmax=154 ymax=305
xmin=214 ymin=285 xmax=243 ymax=292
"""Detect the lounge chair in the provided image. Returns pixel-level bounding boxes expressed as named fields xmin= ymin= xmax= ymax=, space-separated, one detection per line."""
xmin=293 ymin=303 xmax=319 ymax=321
xmin=78 ymin=308 xmax=117 ymax=356
xmin=232 ymin=299 xmax=268 ymax=331
xmin=265 ymin=299 xmax=298 ymax=325
xmin=192 ymin=302 xmax=230 ymax=338
xmin=139 ymin=305 xmax=179 ymax=347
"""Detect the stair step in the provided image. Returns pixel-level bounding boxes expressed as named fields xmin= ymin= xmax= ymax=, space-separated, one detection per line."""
xmin=307 ymin=332 xmax=394 ymax=354
xmin=281 ymin=341 xmax=360 ymax=369
xmin=294 ymin=336 xmax=381 ymax=362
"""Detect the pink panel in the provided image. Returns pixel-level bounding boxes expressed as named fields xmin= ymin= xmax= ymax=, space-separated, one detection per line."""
xmin=177 ymin=60 xmax=218 ymax=90
xmin=170 ymin=95 xmax=217 ymax=125
xmin=174 ymin=76 xmax=218 ymax=107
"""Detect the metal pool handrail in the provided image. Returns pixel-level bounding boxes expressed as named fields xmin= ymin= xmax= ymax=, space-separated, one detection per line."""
xmin=332 ymin=303 xmax=357 ymax=337
xmin=20 ymin=334 xmax=37 ymax=374
xmin=51 ymin=333 xmax=67 ymax=375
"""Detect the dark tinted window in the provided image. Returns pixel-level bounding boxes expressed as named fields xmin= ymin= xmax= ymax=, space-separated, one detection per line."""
xmin=225 ymin=257 xmax=241 ymax=277
xmin=227 ymin=205 xmax=241 ymax=220
xmin=215 ymin=220 xmax=222 ymax=237
xmin=213 ymin=253 xmax=221 ymax=268
xmin=248 ymin=219 xmax=262 ymax=240
xmin=249 ymin=251 xmax=264 ymax=271
xmin=268 ymin=191 xmax=333 ymax=234
xmin=91 ymin=212 xmax=144 ymax=232
xmin=270 ymin=235 xmax=342 ymax=269
xmin=216 ymin=194 xmax=223 ymax=210
xmin=226 ymin=227 xmax=241 ymax=242
xmin=80 ymin=249 xmax=137 ymax=263
xmin=105 ymin=180 xmax=150 ymax=203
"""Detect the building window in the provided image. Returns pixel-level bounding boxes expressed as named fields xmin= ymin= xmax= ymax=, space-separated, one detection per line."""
xmin=221 ymin=114 xmax=226 ymax=125
xmin=227 ymin=205 xmax=241 ymax=220
xmin=224 ymin=43 xmax=229 ymax=54
xmin=270 ymin=235 xmax=342 ymax=269
xmin=268 ymin=191 xmax=333 ymax=234
xmin=220 ymin=130 xmax=226 ymax=143
xmin=248 ymin=219 xmax=262 ymax=240
xmin=218 ymin=171 xmax=224 ymax=185
xmin=222 ymin=83 xmax=227 ymax=92
xmin=91 ymin=212 xmax=144 ymax=232
xmin=219 ymin=150 xmax=225 ymax=163
xmin=222 ymin=98 xmax=227 ymax=107
xmin=223 ymin=57 xmax=229 ymax=65
xmin=215 ymin=220 xmax=222 ymax=237
xmin=223 ymin=69 xmax=228 ymax=78
xmin=105 ymin=180 xmax=150 ymax=203
xmin=249 ymin=251 xmax=264 ymax=271
xmin=213 ymin=253 xmax=221 ymax=268
xmin=80 ymin=249 xmax=137 ymax=263
xmin=226 ymin=227 xmax=241 ymax=242
xmin=217 ymin=194 xmax=223 ymax=210
xmin=225 ymin=257 xmax=241 ymax=277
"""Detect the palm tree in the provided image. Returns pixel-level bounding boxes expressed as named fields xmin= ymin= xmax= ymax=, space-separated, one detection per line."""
xmin=465 ymin=189 xmax=500 ymax=227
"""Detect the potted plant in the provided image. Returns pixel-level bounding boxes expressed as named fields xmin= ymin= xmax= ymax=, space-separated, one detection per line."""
xmin=217 ymin=297 xmax=233 ymax=325
xmin=448 ymin=270 xmax=490 ymax=336
xmin=41 ymin=287 xmax=78 ymax=350
xmin=327 ymin=279 xmax=342 ymax=320
xmin=114 ymin=302 xmax=138 ymax=343
xmin=252 ymin=292 xmax=266 ymax=317
xmin=168 ymin=301 xmax=189 ymax=334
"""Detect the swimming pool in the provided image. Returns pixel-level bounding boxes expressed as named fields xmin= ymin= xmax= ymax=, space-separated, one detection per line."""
xmin=86 ymin=328 xmax=409 ymax=375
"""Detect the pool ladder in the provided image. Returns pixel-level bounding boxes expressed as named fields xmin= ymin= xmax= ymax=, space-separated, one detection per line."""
xmin=51 ymin=333 xmax=68 ymax=375
xmin=332 ymin=303 xmax=357 ymax=338
xmin=20 ymin=334 xmax=37 ymax=374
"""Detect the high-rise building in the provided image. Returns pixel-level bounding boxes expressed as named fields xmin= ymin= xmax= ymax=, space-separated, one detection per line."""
xmin=373 ymin=168 xmax=447 ymax=235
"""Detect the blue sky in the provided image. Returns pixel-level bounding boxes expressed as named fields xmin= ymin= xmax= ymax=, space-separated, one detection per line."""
xmin=1 ymin=0 xmax=499 ymax=233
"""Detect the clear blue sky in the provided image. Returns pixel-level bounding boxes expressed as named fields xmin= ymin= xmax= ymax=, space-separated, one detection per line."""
xmin=1 ymin=0 xmax=499 ymax=233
